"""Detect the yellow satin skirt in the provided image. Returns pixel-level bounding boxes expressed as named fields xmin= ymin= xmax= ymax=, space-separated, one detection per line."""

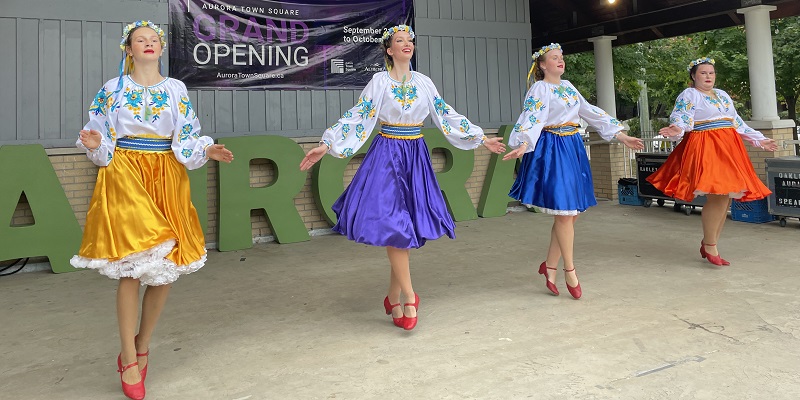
xmin=70 ymin=148 xmax=206 ymax=286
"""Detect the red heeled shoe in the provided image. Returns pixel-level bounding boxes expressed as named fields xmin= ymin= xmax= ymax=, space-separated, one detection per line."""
xmin=117 ymin=354 xmax=145 ymax=400
xmin=134 ymin=335 xmax=149 ymax=382
xmin=402 ymin=293 xmax=420 ymax=331
xmin=537 ymin=262 xmax=559 ymax=295
xmin=700 ymin=242 xmax=729 ymax=266
xmin=383 ymin=296 xmax=404 ymax=328
xmin=563 ymin=268 xmax=582 ymax=299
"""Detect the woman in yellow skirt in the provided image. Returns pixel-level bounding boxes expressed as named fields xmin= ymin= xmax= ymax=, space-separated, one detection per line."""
xmin=647 ymin=57 xmax=777 ymax=266
xmin=70 ymin=21 xmax=233 ymax=399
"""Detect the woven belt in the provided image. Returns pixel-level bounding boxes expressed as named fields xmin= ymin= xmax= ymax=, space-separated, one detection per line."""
xmin=116 ymin=137 xmax=172 ymax=152
xmin=543 ymin=123 xmax=580 ymax=136
xmin=693 ymin=119 xmax=734 ymax=131
xmin=379 ymin=123 xmax=424 ymax=140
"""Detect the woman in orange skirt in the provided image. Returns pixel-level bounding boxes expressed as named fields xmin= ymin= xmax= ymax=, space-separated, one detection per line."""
xmin=647 ymin=57 xmax=778 ymax=266
xmin=70 ymin=21 xmax=233 ymax=399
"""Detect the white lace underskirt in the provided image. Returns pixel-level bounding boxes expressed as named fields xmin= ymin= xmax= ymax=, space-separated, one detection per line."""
xmin=693 ymin=190 xmax=746 ymax=199
xmin=536 ymin=206 xmax=582 ymax=216
xmin=70 ymin=240 xmax=206 ymax=286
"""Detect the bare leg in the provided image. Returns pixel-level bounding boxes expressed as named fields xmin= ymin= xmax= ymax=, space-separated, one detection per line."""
xmin=135 ymin=284 xmax=171 ymax=372
xmin=544 ymin=224 xmax=561 ymax=284
xmin=714 ymin=197 xmax=732 ymax=246
xmin=386 ymin=256 xmax=403 ymax=319
xmin=701 ymin=195 xmax=729 ymax=256
xmin=386 ymin=247 xmax=415 ymax=318
xmin=117 ymin=278 xmax=142 ymax=384
xmin=553 ymin=215 xmax=580 ymax=287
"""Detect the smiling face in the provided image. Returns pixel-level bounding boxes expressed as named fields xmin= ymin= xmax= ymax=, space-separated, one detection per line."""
xmin=126 ymin=27 xmax=163 ymax=61
xmin=385 ymin=30 xmax=415 ymax=64
xmin=691 ymin=63 xmax=716 ymax=92
xmin=538 ymin=49 xmax=565 ymax=79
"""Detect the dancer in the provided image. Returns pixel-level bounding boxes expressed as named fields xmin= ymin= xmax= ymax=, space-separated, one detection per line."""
xmin=647 ymin=57 xmax=777 ymax=266
xmin=503 ymin=43 xmax=643 ymax=299
xmin=70 ymin=20 xmax=233 ymax=399
xmin=300 ymin=25 xmax=505 ymax=330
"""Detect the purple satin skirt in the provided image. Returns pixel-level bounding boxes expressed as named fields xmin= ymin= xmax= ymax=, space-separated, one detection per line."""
xmin=331 ymin=134 xmax=456 ymax=249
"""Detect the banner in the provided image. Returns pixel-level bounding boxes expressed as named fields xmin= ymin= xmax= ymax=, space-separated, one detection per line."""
xmin=169 ymin=0 xmax=414 ymax=90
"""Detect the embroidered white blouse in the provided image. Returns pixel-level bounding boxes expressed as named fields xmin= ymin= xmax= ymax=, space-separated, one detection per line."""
xmin=320 ymin=71 xmax=486 ymax=157
xmin=668 ymin=87 xmax=768 ymax=146
xmin=508 ymin=80 xmax=624 ymax=152
xmin=78 ymin=76 xmax=213 ymax=170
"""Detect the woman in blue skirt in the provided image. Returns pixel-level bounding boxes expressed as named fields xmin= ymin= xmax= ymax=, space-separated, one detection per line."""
xmin=300 ymin=25 xmax=505 ymax=330
xmin=503 ymin=43 xmax=643 ymax=299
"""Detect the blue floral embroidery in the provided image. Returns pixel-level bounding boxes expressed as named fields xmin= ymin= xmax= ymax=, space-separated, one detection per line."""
xmin=356 ymin=97 xmax=376 ymax=119
xmin=442 ymin=120 xmax=452 ymax=135
xmin=123 ymin=87 xmax=145 ymax=122
xmin=339 ymin=148 xmax=354 ymax=158
xmin=107 ymin=153 xmax=113 ymax=162
xmin=182 ymin=149 xmax=193 ymax=159
xmin=343 ymin=111 xmax=353 ymax=119
xmin=513 ymin=123 xmax=527 ymax=133
xmin=179 ymin=96 xmax=195 ymax=119
xmin=433 ymin=96 xmax=450 ymax=116
xmin=673 ymin=98 xmax=694 ymax=112
xmin=341 ymin=124 xmax=351 ymax=140
xmin=460 ymin=134 xmax=477 ymax=141
xmin=528 ymin=115 xmax=539 ymax=125
xmin=104 ymin=121 xmax=116 ymax=141
xmin=609 ymin=118 xmax=623 ymax=127
xmin=552 ymin=85 xmax=579 ymax=107
xmin=179 ymin=124 xmax=193 ymax=142
xmin=391 ymin=83 xmax=418 ymax=110
xmin=90 ymin=89 xmax=114 ymax=116
xmin=459 ymin=119 xmax=470 ymax=133
xmin=523 ymin=96 xmax=545 ymax=112
xmin=148 ymin=89 xmax=170 ymax=122
xmin=681 ymin=115 xmax=692 ymax=126
xmin=355 ymin=124 xmax=366 ymax=141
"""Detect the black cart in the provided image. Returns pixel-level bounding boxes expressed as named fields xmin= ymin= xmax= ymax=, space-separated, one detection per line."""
xmin=635 ymin=153 xmax=706 ymax=215
xmin=766 ymin=156 xmax=800 ymax=227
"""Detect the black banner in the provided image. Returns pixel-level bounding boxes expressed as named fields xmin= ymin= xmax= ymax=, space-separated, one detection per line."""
xmin=774 ymin=175 xmax=800 ymax=209
xmin=169 ymin=0 xmax=414 ymax=90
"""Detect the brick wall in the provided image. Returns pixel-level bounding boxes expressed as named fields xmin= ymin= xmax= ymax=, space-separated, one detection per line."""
xmin=12 ymin=138 xmax=498 ymax=246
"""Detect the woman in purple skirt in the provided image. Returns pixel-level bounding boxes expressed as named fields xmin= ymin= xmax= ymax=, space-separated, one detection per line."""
xmin=301 ymin=24 xmax=505 ymax=330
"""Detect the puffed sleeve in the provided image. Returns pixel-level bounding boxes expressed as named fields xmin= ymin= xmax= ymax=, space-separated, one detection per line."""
xmin=169 ymin=80 xmax=213 ymax=170
xmin=667 ymin=89 xmax=697 ymax=141
xmin=78 ymin=80 xmax=120 ymax=167
xmin=574 ymin=83 xmax=625 ymax=141
xmin=416 ymin=73 xmax=486 ymax=150
xmin=720 ymin=90 xmax=768 ymax=147
xmin=508 ymin=81 xmax=549 ymax=153
xmin=320 ymin=74 xmax=384 ymax=158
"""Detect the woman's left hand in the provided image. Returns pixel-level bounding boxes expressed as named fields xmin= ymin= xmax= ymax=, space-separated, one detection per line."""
xmin=207 ymin=144 xmax=234 ymax=163
xmin=760 ymin=139 xmax=779 ymax=152
xmin=616 ymin=132 xmax=644 ymax=150
xmin=483 ymin=137 xmax=506 ymax=154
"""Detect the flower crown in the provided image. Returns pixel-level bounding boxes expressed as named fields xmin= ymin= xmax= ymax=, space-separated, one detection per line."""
xmin=381 ymin=25 xmax=415 ymax=42
xmin=687 ymin=57 xmax=715 ymax=71
xmin=532 ymin=43 xmax=561 ymax=60
xmin=120 ymin=20 xmax=166 ymax=51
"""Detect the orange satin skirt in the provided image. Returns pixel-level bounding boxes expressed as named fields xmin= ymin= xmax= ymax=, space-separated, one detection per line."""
xmin=646 ymin=127 xmax=771 ymax=202
xmin=70 ymin=148 xmax=206 ymax=286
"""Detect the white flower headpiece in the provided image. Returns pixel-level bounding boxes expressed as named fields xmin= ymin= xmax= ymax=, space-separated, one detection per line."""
xmin=120 ymin=20 xmax=166 ymax=51
xmin=687 ymin=57 xmax=715 ymax=71
xmin=382 ymin=25 xmax=415 ymax=42
xmin=532 ymin=43 xmax=561 ymax=60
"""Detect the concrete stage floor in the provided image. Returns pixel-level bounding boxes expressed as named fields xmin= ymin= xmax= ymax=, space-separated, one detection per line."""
xmin=1 ymin=201 xmax=799 ymax=399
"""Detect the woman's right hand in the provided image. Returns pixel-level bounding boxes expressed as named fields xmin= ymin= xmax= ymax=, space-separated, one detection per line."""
xmin=659 ymin=124 xmax=682 ymax=138
xmin=502 ymin=143 xmax=527 ymax=161
xmin=79 ymin=129 xmax=102 ymax=150
xmin=300 ymin=145 xmax=328 ymax=171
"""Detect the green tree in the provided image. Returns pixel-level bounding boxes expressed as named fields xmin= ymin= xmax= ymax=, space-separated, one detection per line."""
xmin=772 ymin=16 xmax=800 ymax=125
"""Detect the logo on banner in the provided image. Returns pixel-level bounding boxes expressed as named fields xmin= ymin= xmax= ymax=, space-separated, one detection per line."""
xmin=331 ymin=59 xmax=345 ymax=74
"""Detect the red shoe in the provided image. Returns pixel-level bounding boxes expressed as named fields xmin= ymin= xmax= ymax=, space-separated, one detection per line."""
xmin=383 ymin=296 xmax=404 ymax=328
xmin=117 ymin=354 xmax=145 ymax=400
xmin=700 ymin=242 xmax=729 ymax=266
xmin=134 ymin=335 xmax=149 ymax=382
xmin=563 ymin=268 xmax=582 ymax=299
xmin=537 ymin=262 xmax=559 ymax=295
xmin=402 ymin=294 xmax=420 ymax=331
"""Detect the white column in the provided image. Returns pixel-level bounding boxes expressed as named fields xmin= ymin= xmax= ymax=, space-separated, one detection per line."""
xmin=588 ymin=36 xmax=617 ymax=117
xmin=737 ymin=5 xmax=780 ymax=121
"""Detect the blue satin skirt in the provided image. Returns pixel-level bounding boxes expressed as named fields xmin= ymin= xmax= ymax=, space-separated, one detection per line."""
xmin=509 ymin=131 xmax=597 ymax=214
xmin=331 ymin=135 xmax=456 ymax=248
